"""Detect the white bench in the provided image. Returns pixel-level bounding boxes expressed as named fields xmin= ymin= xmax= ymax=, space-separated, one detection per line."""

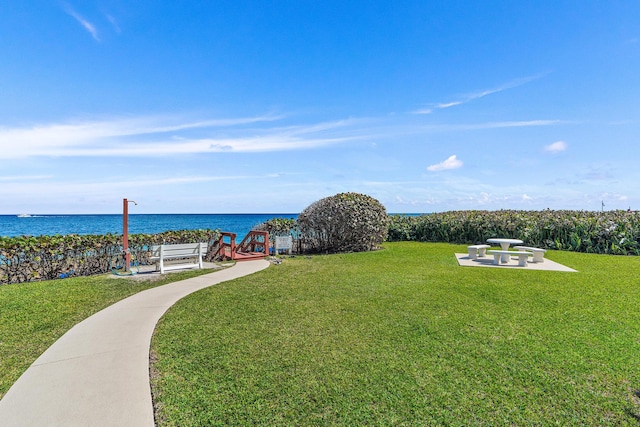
xmin=486 ymin=250 xmax=531 ymax=267
xmin=467 ymin=244 xmax=490 ymax=260
xmin=514 ymin=246 xmax=546 ymax=263
xmin=149 ymin=242 xmax=207 ymax=274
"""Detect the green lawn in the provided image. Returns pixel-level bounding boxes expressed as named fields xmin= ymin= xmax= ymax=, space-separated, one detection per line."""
xmin=0 ymin=267 xmax=219 ymax=400
xmin=151 ymin=242 xmax=640 ymax=426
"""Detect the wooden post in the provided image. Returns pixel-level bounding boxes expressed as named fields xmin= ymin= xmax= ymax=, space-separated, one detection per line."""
xmin=123 ymin=198 xmax=137 ymax=271
xmin=123 ymin=198 xmax=130 ymax=271
xmin=230 ymin=233 xmax=236 ymax=260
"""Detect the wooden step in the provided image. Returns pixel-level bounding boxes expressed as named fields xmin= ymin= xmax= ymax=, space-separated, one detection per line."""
xmin=233 ymin=251 xmax=266 ymax=261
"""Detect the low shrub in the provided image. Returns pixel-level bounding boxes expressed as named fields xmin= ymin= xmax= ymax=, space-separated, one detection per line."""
xmin=387 ymin=214 xmax=422 ymax=241
xmin=386 ymin=209 xmax=640 ymax=255
xmin=297 ymin=192 xmax=388 ymax=253
xmin=253 ymin=217 xmax=298 ymax=237
xmin=0 ymin=229 xmax=221 ymax=285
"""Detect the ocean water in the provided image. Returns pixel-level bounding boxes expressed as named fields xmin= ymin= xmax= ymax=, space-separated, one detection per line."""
xmin=0 ymin=214 xmax=298 ymax=240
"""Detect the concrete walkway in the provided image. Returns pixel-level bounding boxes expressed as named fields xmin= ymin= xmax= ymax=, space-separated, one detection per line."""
xmin=0 ymin=259 xmax=270 ymax=427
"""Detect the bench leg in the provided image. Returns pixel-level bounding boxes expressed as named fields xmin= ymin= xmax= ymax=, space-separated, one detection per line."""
xmin=478 ymin=248 xmax=487 ymax=257
xmin=468 ymin=248 xmax=478 ymax=260
xmin=159 ymin=246 xmax=165 ymax=274
xmin=492 ymin=254 xmax=500 ymax=265
xmin=533 ymin=253 xmax=544 ymax=263
xmin=517 ymin=255 xmax=528 ymax=267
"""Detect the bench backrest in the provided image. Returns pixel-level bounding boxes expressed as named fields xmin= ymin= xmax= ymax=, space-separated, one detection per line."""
xmin=150 ymin=242 xmax=207 ymax=258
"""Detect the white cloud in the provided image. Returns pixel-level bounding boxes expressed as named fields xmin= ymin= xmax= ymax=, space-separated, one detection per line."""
xmin=428 ymin=155 xmax=463 ymax=172
xmin=545 ymin=141 xmax=568 ymax=153
xmin=0 ymin=114 xmax=358 ymax=159
xmin=0 ymin=112 xmax=567 ymax=161
xmin=63 ymin=4 xmax=100 ymax=41
xmin=601 ymin=192 xmax=629 ymax=202
xmin=476 ymin=192 xmax=492 ymax=205
xmin=0 ymin=175 xmax=52 ymax=182
xmin=0 ymin=173 xmax=275 ymax=198
xmin=481 ymin=120 xmax=562 ymax=129
xmin=105 ymin=13 xmax=121 ymax=33
xmin=412 ymin=73 xmax=547 ymax=114
xmin=411 ymin=120 xmax=564 ymax=133
xmin=436 ymin=101 xmax=463 ymax=109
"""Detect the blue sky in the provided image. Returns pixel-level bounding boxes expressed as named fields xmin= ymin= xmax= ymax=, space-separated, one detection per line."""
xmin=1 ymin=1 xmax=639 ymax=214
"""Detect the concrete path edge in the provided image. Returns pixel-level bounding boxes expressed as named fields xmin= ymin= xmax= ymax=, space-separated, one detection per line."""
xmin=0 ymin=259 xmax=270 ymax=427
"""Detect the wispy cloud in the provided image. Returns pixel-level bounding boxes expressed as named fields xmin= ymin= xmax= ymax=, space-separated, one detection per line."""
xmin=413 ymin=73 xmax=547 ymax=114
xmin=544 ymin=140 xmax=568 ymax=153
xmin=585 ymin=166 xmax=613 ymax=181
xmin=0 ymin=175 xmax=53 ymax=182
xmin=412 ymin=107 xmax=433 ymax=115
xmin=416 ymin=119 xmax=564 ymax=133
xmin=0 ymin=173 xmax=280 ymax=206
xmin=0 ymin=112 xmax=567 ymax=160
xmin=472 ymin=120 xmax=563 ymax=129
xmin=105 ymin=13 xmax=121 ymax=33
xmin=427 ymin=155 xmax=463 ymax=172
xmin=0 ymin=114 xmax=359 ymax=159
xmin=63 ymin=3 xmax=100 ymax=41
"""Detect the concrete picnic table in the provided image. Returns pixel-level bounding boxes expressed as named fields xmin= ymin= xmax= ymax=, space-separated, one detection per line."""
xmin=486 ymin=238 xmax=524 ymax=263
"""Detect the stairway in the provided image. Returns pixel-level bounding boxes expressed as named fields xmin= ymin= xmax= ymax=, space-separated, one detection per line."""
xmin=215 ymin=230 xmax=269 ymax=261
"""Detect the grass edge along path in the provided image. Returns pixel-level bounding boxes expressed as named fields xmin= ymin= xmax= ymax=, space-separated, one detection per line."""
xmin=151 ymin=242 xmax=640 ymax=426
xmin=0 ymin=267 xmax=222 ymax=400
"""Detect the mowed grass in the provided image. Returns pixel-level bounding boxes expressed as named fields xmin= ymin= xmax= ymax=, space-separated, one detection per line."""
xmin=0 ymin=267 xmax=220 ymax=400
xmin=151 ymin=242 xmax=640 ymax=426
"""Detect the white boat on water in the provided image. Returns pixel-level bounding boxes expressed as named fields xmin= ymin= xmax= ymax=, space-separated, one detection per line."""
xmin=17 ymin=214 xmax=32 ymax=218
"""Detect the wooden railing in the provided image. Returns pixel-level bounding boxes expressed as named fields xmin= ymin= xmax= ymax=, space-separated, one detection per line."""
xmin=236 ymin=230 xmax=269 ymax=255
xmin=212 ymin=232 xmax=236 ymax=261
xmin=212 ymin=230 xmax=269 ymax=261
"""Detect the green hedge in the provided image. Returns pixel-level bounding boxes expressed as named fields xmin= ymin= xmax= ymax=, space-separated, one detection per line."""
xmin=253 ymin=217 xmax=298 ymax=237
xmin=16 ymin=209 xmax=631 ymax=285
xmin=388 ymin=210 xmax=640 ymax=255
xmin=0 ymin=229 xmax=221 ymax=285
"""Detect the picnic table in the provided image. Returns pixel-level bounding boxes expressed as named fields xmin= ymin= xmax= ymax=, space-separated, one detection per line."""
xmin=486 ymin=238 xmax=524 ymax=263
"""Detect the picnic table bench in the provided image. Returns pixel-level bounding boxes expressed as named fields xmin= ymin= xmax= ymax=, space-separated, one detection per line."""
xmin=514 ymin=246 xmax=546 ymax=263
xmin=149 ymin=242 xmax=207 ymax=274
xmin=486 ymin=250 xmax=532 ymax=267
xmin=467 ymin=244 xmax=491 ymax=259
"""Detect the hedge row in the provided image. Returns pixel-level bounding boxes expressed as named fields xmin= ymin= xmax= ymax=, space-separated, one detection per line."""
xmin=388 ymin=210 xmax=640 ymax=255
xmin=0 ymin=229 xmax=221 ymax=285
xmin=4 ymin=209 xmax=639 ymax=285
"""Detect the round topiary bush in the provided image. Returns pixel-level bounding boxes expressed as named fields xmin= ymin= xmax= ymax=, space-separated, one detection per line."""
xmin=297 ymin=192 xmax=388 ymax=253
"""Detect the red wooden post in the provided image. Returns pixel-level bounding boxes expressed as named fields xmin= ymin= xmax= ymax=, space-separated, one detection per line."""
xmin=264 ymin=231 xmax=270 ymax=256
xmin=230 ymin=233 xmax=236 ymax=260
xmin=123 ymin=198 xmax=137 ymax=271
xmin=123 ymin=198 xmax=130 ymax=271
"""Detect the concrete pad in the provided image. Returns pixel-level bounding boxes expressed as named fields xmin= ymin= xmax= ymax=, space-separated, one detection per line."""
xmin=0 ymin=259 xmax=270 ymax=427
xmin=455 ymin=253 xmax=577 ymax=272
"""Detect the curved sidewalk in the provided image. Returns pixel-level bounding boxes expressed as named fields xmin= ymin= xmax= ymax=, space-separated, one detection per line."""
xmin=0 ymin=259 xmax=270 ymax=427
